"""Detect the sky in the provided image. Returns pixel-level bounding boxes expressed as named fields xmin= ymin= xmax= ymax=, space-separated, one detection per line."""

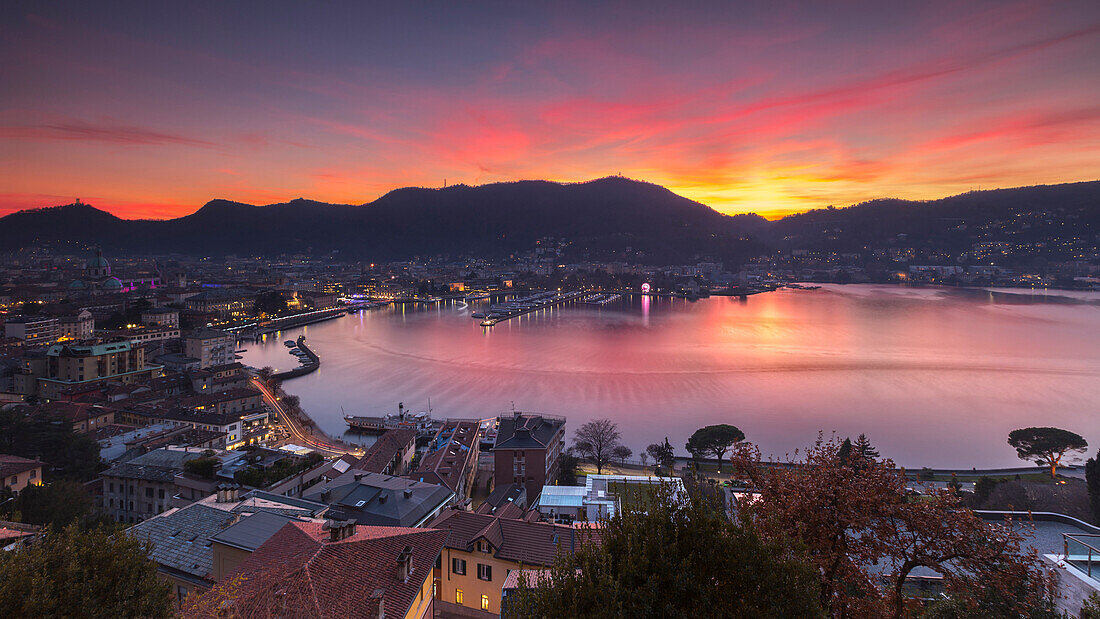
xmin=1 ymin=1 xmax=1098 ymax=220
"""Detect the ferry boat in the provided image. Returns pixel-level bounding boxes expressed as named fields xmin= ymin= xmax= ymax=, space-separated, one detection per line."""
xmin=344 ymin=402 xmax=439 ymax=436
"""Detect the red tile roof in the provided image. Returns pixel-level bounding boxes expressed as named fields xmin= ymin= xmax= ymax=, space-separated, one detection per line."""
xmin=189 ymin=521 xmax=446 ymax=619
xmin=429 ymin=509 xmax=585 ymax=567
xmin=355 ymin=429 xmax=416 ymax=474
xmin=0 ymin=454 xmax=43 ymax=478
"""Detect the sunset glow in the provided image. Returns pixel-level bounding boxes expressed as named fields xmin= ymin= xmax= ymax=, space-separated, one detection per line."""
xmin=1 ymin=1 xmax=1098 ymax=219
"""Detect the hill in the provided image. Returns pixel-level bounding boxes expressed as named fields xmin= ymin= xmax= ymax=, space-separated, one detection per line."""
xmin=1 ymin=178 xmax=1097 ymax=264
xmin=0 ymin=178 xmax=767 ymax=263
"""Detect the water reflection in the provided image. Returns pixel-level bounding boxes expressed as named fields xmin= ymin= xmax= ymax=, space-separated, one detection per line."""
xmin=240 ymin=285 xmax=1100 ymax=468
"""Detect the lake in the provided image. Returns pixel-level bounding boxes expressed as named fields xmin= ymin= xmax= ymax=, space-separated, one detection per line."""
xmin=239 ymin=285 xmax=1100 ymax=468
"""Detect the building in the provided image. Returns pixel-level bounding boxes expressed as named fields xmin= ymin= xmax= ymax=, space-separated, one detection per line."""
xmin=355 ymin=428 xmax=417 ymax=475
xmin=183 ymin=288 xmax=255 ymax=318
xmin=0 ymin=454 xmax=43 ymax=496
xmin=536 ymin=474 xmax=686 ymax=523
xmin=18 ymin=340 xmax=160 ymax=399
xmin=408 ymin=419 xmax=480 ymax=501
xmin=141 ymin=307 xmax=180 ymax=328
xmin=303 ymin=470 xmax=455 ymax=528
xmin=183 ymin=329 xmax=235 ymax=369
xmin=32 ymin=401 xmax=115 ymax=433
xmin=58 ymin=310 xmax=94 ymax=340
xmin=128 ymin=486 xmax=328 ymax=605
xmin=188 ymin=362 xmax=247 ymax=392
xmin=158 ymin=398 xmax=270 ymax=451
xmin=492 ymin=412 xmax=566 ymax=500
xmin=101 ymin=447 xmax=207 ymax=523
xmin=3 ymin=316 xmax=59 ymax=344
xmin=191 ymin=520 xmax=446 ymax=619
xmin=428 ymin=509 xmax=586 ymax=615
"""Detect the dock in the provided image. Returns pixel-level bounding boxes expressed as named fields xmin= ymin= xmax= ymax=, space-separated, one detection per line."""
xmin=477 ymin=290 xmax=585 ymax=327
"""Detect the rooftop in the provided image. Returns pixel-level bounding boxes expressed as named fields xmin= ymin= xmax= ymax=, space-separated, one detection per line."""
xmin=303 ymin=470 xmax=454 ymax=528
xmin=494 ymin=412 xmax=565 ymax=450
xmin=429 ymin=508 xmax=587 ymax=566
xmin=409 ymin=419 xmax=479 ymax=494
xmin=354 ymin=428 xmax=416 ymax=473
xmin=189 ymin=521 xmax=446 ymax=619
xmin=0 ymin=454 xmax=42 ymax=478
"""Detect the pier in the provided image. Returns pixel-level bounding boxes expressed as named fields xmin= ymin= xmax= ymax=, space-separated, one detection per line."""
xmin=270 ymin=335 xmax=319 ymax=383
xmin=477 ymin=290 xmax=586 ymax=327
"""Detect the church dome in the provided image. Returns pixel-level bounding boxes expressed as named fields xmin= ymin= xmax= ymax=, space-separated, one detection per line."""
xmin=102 ymin=277 xmax=124 ymax=291
xmin=68 ymin=280 xmax=86 ymax=289
xmin=85 ymin=251 xmax=109 ymax=270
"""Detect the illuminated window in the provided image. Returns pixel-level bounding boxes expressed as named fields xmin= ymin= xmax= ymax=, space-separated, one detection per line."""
xmin=455 ymin=589 xmax=463 ymax=604
xmin=481 ymin=595 xmax=490 ymax=611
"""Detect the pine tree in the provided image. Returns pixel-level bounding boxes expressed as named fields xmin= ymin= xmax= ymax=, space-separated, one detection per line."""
xmin=854 ymin=433 xmax=880 ymax=460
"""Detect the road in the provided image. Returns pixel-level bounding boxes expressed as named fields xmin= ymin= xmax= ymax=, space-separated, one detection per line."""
xmin=251 ymin=376 xmax=362 ymax=457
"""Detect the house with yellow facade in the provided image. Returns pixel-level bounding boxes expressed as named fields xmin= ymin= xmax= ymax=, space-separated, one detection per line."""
xmin=428 ymin=509 xmax=585 ymax=616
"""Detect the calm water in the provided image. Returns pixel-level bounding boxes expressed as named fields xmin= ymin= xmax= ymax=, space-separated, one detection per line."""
xmin=240 ymin=285 xmax=1100 ymax=468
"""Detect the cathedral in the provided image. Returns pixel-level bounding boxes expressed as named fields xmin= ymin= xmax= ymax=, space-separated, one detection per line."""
xmin=68 ymin=249 xmax=161 ymax=295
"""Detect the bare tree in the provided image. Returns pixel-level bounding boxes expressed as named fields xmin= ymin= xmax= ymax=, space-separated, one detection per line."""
xmin=612 ymin=445 xmax=633 ymax=466
xmin=573 ymin=419 xmax=622 ymax=475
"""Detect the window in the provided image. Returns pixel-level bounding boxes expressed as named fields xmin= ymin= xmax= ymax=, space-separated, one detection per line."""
xmin=159 ymin=489 xmax=165 ymax=499
xmin=145 ymin=488 xmax=154 ymax=498
xmin=452 ymin=558 xmax=466 ymax=575
xmin=482 ymin=595 xmax=490 ymax=611
xmin=455 ymin=589 xmax=463 ymax=604
xmin=477 ymin=563 xmax=492 ymax=581
xmin=109 ymin=482 xmax=114 ymax=493
xmin=177 ymin=585 xmax=189 ymax=603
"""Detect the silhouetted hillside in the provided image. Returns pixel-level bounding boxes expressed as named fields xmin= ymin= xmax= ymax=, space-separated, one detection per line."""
xmin=0 ymin=178 xmax=767 ymax=262
xmin=769 ymin=180 xmax=1100 ymax=254
xmin=1 ymin=178 xmax=1096 ymax=263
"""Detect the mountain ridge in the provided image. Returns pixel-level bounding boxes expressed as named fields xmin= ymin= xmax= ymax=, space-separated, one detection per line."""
xmin=1 ymin=177 xmax=1097 ymax=263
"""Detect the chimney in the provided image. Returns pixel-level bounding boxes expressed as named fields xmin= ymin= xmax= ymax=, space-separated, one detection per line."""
xmin=354 ymin=473 xmax=365 ymax=482
xmin=396 ymin=546 xmax=413 ymax=582
xmin=403 ymin=489 xmax=412 ymax=499
xmin=321 ymin=488 xmax=332 ymax=503
xmin=226 ymin=483 xmax=239 ymax=502
xmin=324 ymin=519 xmax=356 ymax=542
xmin=371 ymin=589 xmax=386 ymax=619
xmin=215 ymin=484 xmax=227 ymax=503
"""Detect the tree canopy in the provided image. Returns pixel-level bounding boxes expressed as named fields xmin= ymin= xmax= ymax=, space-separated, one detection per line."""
xmin=573 ymin=418 xmax=622 ymax=475
xmin=685 ymin=424 xmax=744 ymax=471
xmin=0 ymin=408 xmax=102 ymax=481
xmin=1007 ymin=427 xmax=1088 ymax=478
xmin=0 ymin=524 xmax=172 ymax=618
xmin=13 ymin=481 xmax=95 ymax=529
xmin=506 ymin=482 xmax=824 ymax=618
xmin=646 ymin=438 xmax=676 ymax=473
xmin=731 ymin=435 xmax=1056 ymax=617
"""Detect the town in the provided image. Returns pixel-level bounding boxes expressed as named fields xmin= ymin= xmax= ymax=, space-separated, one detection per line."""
xmin=0 ymin=247 xmax=1099 ymax=617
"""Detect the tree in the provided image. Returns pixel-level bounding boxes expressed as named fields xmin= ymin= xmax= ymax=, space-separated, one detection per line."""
xmin=14 ymin=481 xmax=94 ymax=529
xmin=853 ymin=433 xmax=880 ymax=460
xmin=253 ymin=290 xmax=287 ymax=315
xmin=507 ymin=482 xmax=824 ymax=617
xmin=639 ymin=452 xmax=648 ymax=468
xmin=0 ymin=409 xmax=102 ymax=481
xmin=611 ymin=445 xmax=632 ymax=466
xmin=183 ymin=456 xmax=220 ymax=480
xmin=646 ymin=439 xmax=675 ymax=473
xmin=685 ymin=424 xmax=745 ymax=473
xmin=558 ymin=451 xmax=579 ymax=486
xmin=1087 ymin=450 xmax=1100 ymax=524
xmin=974 ymin=476 xmax=998 ymax=505
xmin=0 ymin=524 xmax=172 ymax=618
xmin=573 ymin=418 xmax=621 ymax=475
xmin=731 ymin=435 xmax=1056 ymax=617
xmin=1007 ymin=427 xmax=1088 ymax=479
xmin=256 ymin=366 xmax=275 ymax=383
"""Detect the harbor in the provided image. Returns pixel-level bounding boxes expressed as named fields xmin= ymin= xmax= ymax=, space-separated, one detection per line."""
xmin=473 ymin=289 xmax=586 ymax=327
